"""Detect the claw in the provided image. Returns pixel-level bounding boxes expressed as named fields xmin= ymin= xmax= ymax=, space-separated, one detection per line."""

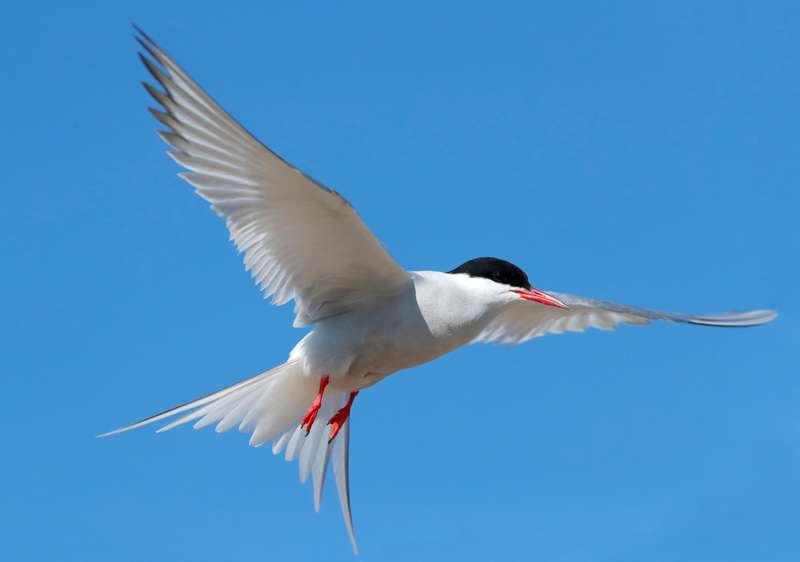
xmin=300 ymin=376 xmax=329 ymax=435
xmin=328 ymin=390 xmax=358 ymax=443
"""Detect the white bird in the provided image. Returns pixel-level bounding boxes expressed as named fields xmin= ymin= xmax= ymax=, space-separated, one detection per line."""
xmin=102 ymin=27 xmax=778 ymax=553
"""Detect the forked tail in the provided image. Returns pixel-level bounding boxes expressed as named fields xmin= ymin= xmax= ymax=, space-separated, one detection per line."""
xmin=99 ymin=360 xmax=359 ymax=554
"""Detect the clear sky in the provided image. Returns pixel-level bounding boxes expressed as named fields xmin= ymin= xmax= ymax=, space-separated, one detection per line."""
xmin=2 ymin=2 xmax=797 ymax=561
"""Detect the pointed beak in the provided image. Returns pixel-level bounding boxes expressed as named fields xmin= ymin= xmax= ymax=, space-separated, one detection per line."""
xmin=511 ymin=288 xmax=568 ymax=309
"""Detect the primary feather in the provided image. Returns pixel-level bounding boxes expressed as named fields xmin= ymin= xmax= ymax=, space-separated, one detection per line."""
xmin=134 ymin=26 xmax=408 ymax=327
xmin=476 ymin=292 xmax=777 ymax=345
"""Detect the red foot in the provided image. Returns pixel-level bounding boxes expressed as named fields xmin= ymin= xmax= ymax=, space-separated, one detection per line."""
xmin=328 ymin=391 xmax=359 ymax=443
xmin=300 ymin=376 xmax=329 ymax=435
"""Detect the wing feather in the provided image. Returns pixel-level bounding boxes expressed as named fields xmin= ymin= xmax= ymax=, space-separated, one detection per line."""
xmin=475 ymin=291 xmax=777 ymax=345
xmin=135 ymin=27 xmax=408 ymax=326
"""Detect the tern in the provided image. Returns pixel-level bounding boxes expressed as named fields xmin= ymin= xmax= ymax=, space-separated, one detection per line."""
xmin=102 ymin=27 xmax=778 ymax=553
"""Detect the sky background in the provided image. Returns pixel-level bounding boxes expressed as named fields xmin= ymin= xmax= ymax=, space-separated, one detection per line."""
xmin=2 ymin=1 xmax=798 ymax=561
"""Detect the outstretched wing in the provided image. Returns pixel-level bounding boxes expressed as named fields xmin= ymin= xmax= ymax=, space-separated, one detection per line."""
xmin=135 ymin=27 xmax=409 ymax=326
xmin=475 ymin=291 xmax=777 ymax=345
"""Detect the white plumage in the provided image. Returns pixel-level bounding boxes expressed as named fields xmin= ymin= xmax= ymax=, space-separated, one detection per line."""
xmin=101 ymin=27 xmax=777 ymax=554
xmin=137 ymin=29 xmax=407 ymax=328
xmin=476 ymin=292 xmax=777 ymax=344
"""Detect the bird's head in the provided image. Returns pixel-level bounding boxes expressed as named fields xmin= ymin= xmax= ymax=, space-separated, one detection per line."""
xmin=448 ymin=257 xmax=568 ymax=309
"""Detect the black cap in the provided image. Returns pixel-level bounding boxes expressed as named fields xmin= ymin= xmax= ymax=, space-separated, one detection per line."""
xmin=448 ymin=257 xmax=531 ymax=289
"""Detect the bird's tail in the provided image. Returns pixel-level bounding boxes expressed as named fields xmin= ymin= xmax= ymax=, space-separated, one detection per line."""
xmin=98 ymin=360 xmax=358 ymax=554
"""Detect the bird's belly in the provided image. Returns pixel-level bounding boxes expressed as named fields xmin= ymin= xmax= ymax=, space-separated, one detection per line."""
xmin=291 ymin=303 xmax=477 ymax=389
xmin=289 ymin=274 xmax=495 ymax=390
xmin=350 ymin=330 xmax=459 ymax=379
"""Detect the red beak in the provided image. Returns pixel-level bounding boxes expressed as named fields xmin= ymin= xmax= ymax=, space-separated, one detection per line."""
xmin=511 ymin=288 xmax=568 ymax=309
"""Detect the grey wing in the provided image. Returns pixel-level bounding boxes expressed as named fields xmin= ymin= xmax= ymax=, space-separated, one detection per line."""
xmin=135 ymin=27 xmax=409 ymax=327
xmin=475 ymin=291 xmax=777 ymax=345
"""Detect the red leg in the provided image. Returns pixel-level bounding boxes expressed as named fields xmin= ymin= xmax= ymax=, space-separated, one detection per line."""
xmin=327 ymin=391 xmax=359 ymax=443
xmin=300 ymin=375 xmax=329 ymax=435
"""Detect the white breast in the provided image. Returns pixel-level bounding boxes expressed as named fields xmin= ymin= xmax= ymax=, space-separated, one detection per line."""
xmin=289 ymin=271 xmax=504 ymax=387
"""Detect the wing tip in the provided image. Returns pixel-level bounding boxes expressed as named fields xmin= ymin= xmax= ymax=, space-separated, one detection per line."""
xmin=132 ymin=23 xmax=157 ymax=48
xmin=687 ymin=308 xmax=778 ymax=327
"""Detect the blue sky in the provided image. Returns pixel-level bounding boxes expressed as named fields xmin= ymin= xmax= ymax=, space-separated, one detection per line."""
xmin=2 ymin=1 xmax=798 ymax=560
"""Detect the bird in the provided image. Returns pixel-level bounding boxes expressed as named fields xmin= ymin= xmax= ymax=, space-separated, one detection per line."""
xmin=101 ymin=26 xmax=778 ymax=554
